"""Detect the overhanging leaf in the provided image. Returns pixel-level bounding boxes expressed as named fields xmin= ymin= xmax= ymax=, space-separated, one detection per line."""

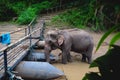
xmin=89 ymin=54 xmax=108 ymax=68
xmin=89 ymin=61 xmax=99 ymax=68
xmin=109 ymin=32 xmax=120 ymax=48
xmin=82 ymin=72 xmax=101 ymax=80
xmin=95 ymin=25 xmax=120 ymax=53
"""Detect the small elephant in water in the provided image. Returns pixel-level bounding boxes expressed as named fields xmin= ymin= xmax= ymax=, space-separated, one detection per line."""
xmin=44 ymin=29 xmax=94 ymax=64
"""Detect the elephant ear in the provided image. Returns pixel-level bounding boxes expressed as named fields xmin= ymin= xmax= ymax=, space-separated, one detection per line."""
xmin=58 ymin=35 xmax=64 ymax=46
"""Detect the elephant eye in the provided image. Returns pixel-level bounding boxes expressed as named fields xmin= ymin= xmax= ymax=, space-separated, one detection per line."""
xmin=50 ymin=34 xmax=57 ymax=39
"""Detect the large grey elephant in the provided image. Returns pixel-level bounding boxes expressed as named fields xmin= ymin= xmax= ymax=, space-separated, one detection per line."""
xmin=44 ymin=29 xmax=94 ymax=64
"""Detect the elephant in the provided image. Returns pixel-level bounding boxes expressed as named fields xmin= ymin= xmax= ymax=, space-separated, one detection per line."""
xmin=44 ymin=29 xmax=94 ymax=64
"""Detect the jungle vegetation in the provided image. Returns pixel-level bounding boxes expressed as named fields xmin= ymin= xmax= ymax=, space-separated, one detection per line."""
xmin=51 ymin=0 xmax=120 ymax=31
xmin=0 ymin=0 xmax=120 ymax=80
xmin=0 ymin=0 xmax=55 ymax=24
xmin=82 ymin=23 xmax=120 ymax=80
xmin=0 ymin=0 xmax=120 ymax=31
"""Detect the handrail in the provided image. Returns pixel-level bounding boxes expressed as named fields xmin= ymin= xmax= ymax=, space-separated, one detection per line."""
xmin=28 ymin=17 xmax=36 ymax=27
xmin=0 ymin=17 xmax=37 ymax=53
xmin=10 ymin=17 xmax=36 ymax=35
xmin=0 ymin=16 xmax=42 ymax=79
xmin=0 ymin=26 xmax=42 ymax=53
xmin=10 ymin=27 xmax=27 ymax=34
xmin=1 ymin=0 xmax=77 ymax=78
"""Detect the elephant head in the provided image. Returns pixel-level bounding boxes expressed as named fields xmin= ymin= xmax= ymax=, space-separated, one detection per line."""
xmin=45 ymin=30 xmax=65 ymax=47
xmin=44 ymin=29 xmax=93 ymax=64
xmin=44 ymin=30 xmax=65 ymax=62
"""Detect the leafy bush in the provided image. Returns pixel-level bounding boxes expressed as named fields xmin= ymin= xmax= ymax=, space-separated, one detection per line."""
xmin=10 ymin=2 xmax=27 ymax=15
xmin=51 ymin=0 xmax=120 ymax=31
xmin=0 ymin=3 xmax=16 ymax=21
xmin=51 ymin=0 xmax=96 ymax=29
xmin=17 ymin=7 xmax=37 ymax=25
xmin=83 ymin=45 xmax=120 ymax=80
xmin=16 ymin=1 xmax=51 ymax=25
xmin=51 ymin=9 xmax=86 ymax=29
xmin=82 ymin=25 xmax=120 ymax=80
xmin=0 ymin=0 xmax=52 ymax=24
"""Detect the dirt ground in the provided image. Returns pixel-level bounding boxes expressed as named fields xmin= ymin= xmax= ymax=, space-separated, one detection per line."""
xmin=0 ymin=22 xmax=119 ymax=80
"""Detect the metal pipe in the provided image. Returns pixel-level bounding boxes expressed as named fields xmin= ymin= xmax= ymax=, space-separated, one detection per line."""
xmin=25 ymin=28 xmax=27 ymax=36
xmin=39 ymin=20 xmax=45 ymax=41
xmin=28 ymin=25 xmax=32 ymax=47
xmin=3 ymin=50 xmax=8 ymax=77
xmin=10 ymin=27 xmax=27 ymax=34
xmin=14 ymin=61 xmax=64 ymax=80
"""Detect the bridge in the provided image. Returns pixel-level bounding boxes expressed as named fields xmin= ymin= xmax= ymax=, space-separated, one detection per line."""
xmin=0 ymin=17 xmax=45 ymax=79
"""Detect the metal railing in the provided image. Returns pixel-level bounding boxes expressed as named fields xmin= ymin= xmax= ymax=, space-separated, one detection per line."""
xmin=0 ymin=17 xmax=45 ymax=79
xmin=0 ymin=1 xmax=77 ymax=78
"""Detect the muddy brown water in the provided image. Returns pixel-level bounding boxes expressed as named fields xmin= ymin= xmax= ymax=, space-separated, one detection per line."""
xmin=35 ymin=31 xmax=115 ymax=80
xmin=0 ymin=23 xmax=119 ymax=80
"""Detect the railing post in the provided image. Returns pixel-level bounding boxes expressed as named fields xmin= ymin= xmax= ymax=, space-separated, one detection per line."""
xmin=25 ymin=28 xmax=27 ymax=36
xmin=28 ymin=26 xmax=32 ymax=47
xmin=40 ymin=20 xmax=45 ymax=41
xmin=3 ymin=49 xmax=8 ymax=77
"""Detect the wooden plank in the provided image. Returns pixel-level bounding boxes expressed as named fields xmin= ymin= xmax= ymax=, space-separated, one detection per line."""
xmin=8 ymin=48 xmax=29 ymax=69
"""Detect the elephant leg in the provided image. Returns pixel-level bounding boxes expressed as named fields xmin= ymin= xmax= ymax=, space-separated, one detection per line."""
xmin=67 ymin=52 xmax=72 ymax=62
xmin=86 ymin=44 xmax=94 ymax=64
xmin=45 ymin=53 xmax=50 ymax=62
xmin=81 ymin=54 xmax=86 ymax=62
xmin=62 ymin=51 xmax=67 ymax=64
xmin=61 ymin=45 xmax=72 ymax=64
xmin=59 ymin=52 xmax=72 ymax=63
xmin=86 ymin=55 xmax=91 ymax=64
xmin=44 ymin=44 xmax=51 ymax=63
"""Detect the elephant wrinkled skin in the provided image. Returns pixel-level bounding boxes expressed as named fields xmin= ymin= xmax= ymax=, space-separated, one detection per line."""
xmin=44 ymin=29 xmax=94 ymax=64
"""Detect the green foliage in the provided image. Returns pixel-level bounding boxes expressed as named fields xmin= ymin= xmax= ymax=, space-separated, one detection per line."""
xmin=109 ymin=32 xmax=120 ymax=47
xmin=16 ymin=7 xmax=37 ymax=25
xmin=52 ymin=15 xmax=61 ymax=22
xmin=83 ymin=45 xmax=120 ymax=80
xmin=0 ymin=0 xmax=120 ymax=29
xmin=16 ymin=1 xmax=51 ymax=25
xmin=51 ymin=0 xmax=120 ymax=31
xmin=52 ymin=9 xmax=86 ymax=29
xmin=51 ymin=0 xmax=96 ymax=29
xmin=83 ymin=25 xmax=120 ymax=80
xmin=82 ymin=72 xmax=101 ymax=80
xmin=10 ymin=2 xmax=27 ymax=15
xmin=0 ymin=0 xmax=52 ymax=24
xmin=95 ymin=25 xmax=120 ymax=52
xmin=0 ymin=2 xmax=16 ymax=21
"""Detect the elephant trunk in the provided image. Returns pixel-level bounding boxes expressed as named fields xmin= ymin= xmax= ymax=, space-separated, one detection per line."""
xmin=44 ymin=44 xmax=51 ymax=62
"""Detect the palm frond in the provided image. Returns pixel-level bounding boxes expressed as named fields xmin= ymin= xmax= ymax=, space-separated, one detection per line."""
xmin=95 ymin=25 xmax=120 ymax=53
xmin=109 ymin=32 xmax=120 ymax=48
